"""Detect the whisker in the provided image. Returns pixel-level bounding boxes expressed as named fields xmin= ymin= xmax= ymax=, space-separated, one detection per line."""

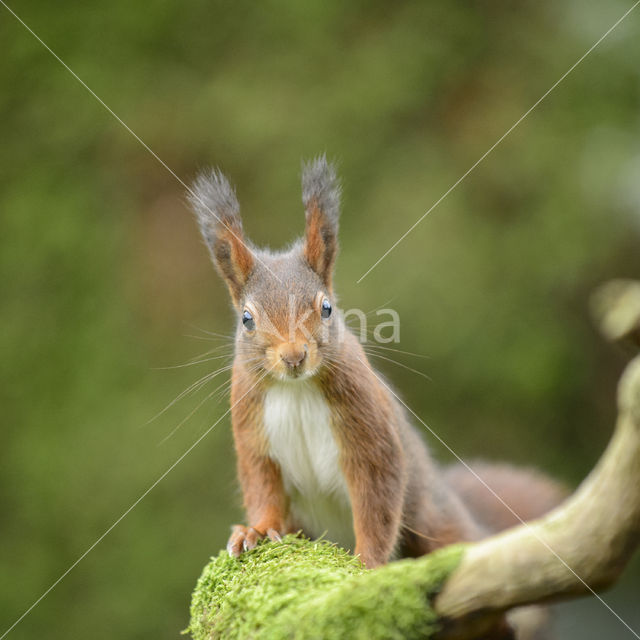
xmin=157 ymin=373 xmax=235 ymax=446
xmin=402 ymin=523 xmax=441 ymax=543
xmin=362 ymin=343 xmax=430 ymax=359
xmin=180 ymin=367 xmax=269 ymax=444
xmin=144 ymin=364 xmax=234 ymax=426
xmin=152 ymin=353 xmax=233 ymax=370
xmin=363 ymin=351 xmax=432 ymax=381
xmin=186 ymin=324 xmax=235 ymax=340
xmin=188 ymin=342 xmax=236 ymax=357
xmin=184 ymin=333 xmax=233 ymax=343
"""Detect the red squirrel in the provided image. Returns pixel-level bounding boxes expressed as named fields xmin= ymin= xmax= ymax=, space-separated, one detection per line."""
xmin=188 ymin=156 xmax=564 ymax=568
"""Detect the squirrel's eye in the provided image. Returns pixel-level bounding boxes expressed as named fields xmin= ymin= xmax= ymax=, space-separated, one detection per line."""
xmin=321 ymin=298 xmax=332 ymax=319
xmin=242 ymin=310 xmax=255 ymax=331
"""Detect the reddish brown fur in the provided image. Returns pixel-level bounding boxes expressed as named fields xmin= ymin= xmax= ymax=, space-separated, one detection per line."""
xmin=304 ymin=200 xmax=337 ymax=291
xmin=444 ymin=462 xmax=569 ymax=533
xmin=226 ymin=366 xmax=291 ymax=555
xmin=318 ymin=339 xmax=407 ymax=566
xmin=190 ymin=159 xmax=565 ymax=569
xmin=214 ymin=219 xmax=254 ymax=307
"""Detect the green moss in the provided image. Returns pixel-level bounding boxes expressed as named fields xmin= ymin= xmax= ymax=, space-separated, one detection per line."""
xmin=188 ymin=536 xmax=465 ymax=639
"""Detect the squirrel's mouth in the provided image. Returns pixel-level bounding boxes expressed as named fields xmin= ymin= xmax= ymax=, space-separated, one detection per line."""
xmin=272 ymin=364 xmax=317 ymax=382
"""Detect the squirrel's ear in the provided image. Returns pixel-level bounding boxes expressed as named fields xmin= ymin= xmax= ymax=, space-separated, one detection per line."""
xmin=301 ymin=155 xmax=341 ymax=290
xmin=188 ymin=169 xmax=254 ymax=306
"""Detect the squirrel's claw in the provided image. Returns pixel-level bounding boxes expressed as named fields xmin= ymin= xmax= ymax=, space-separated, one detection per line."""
xmin=243 ymin=527 xmax=262 ymax=551
xmin=266 ymin=528 xmax=282 ymax=543
xmin=227 ymin=524 xmax=283 ymax=557
xmin=226 ymin=525 xmax=247 ymax=557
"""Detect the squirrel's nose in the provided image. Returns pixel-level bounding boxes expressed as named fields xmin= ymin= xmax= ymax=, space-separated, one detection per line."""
xmin=279 ymin=344 xmax=307 ymax=370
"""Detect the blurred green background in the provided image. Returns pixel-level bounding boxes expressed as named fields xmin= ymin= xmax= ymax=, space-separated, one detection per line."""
xmin=1 ymin=0 xmax=639 ymax=638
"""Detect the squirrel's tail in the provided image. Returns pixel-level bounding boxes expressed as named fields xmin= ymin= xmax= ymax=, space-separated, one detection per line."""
xmin=444 ymin=461 xmax=568 ymax=534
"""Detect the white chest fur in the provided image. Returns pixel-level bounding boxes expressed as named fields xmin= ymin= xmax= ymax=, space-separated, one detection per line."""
xmin=263 ymin=381 xmax=354 ymax=550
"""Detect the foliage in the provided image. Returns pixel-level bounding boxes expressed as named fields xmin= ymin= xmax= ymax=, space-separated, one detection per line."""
xmin=1 ymin=1 xmax=640 ymax=639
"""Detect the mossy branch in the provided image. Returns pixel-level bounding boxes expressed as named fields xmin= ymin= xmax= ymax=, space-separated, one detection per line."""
xmin=188 ymin=280 xmax=640 ymax=640
xmin=188 ymin=537 xmax=464 ymax=640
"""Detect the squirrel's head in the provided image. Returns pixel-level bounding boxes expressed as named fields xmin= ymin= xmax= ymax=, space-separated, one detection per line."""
xmin=189 ymin=156 xmax=342 ymax=382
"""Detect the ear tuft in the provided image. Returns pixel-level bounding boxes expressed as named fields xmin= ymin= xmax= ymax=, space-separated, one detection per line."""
xmin=301 ymin=155 xmax=341 ymax=289
xmin=188 ymin=168 xmax=241 ymax=248
xmin=188 ymin=169 xmax=253 ymax=306
xmin=301 ymin=155 xmax=341 ymax=228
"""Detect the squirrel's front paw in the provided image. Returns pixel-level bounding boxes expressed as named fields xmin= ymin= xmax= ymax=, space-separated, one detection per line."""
xmin=226 ymin=524 xmax=283 ymax=557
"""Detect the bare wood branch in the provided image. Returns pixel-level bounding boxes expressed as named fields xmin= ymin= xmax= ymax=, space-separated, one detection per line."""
xmin=433 ymin=280 xmax=640 ymax=639
xmin=591 ymin=279 xmax=640 ymax=347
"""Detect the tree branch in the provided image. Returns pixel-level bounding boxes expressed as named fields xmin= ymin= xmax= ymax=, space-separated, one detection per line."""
xmin=434 ymin=278 xmax=640 ymax=638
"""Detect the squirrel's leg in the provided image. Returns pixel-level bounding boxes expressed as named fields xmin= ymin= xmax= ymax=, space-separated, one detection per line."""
xmin=227 ymin=398 xmax=288 ymax=557
xmin=227 ymin=447 xmax=288 ymax=556
xmin=342 ymin=433 xmax=406 ymax=569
